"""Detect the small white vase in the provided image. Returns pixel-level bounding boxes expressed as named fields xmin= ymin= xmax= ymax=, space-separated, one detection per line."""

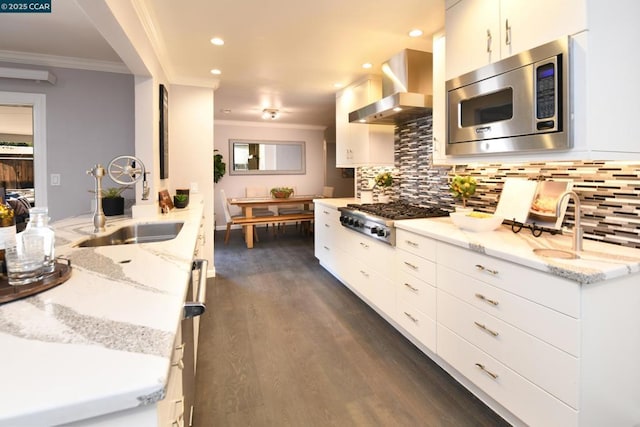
xmin=455 ymin=206 xmax=473 ymax=214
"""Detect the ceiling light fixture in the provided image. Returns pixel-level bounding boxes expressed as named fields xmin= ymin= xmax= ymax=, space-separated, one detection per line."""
xmin=262 ymin=108 xmax=279 ymax=120
xmin=210 ymin=37 xmax=224 ymax=46
xmin=210 ymin=69 xmax=221 ymax=75
xmin=362 ymin=63 xmax=372 ymax=69
xmin=408 ymin=29 xmax=423 ymax=38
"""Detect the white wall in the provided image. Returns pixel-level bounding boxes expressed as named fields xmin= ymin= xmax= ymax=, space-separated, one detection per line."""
xmin=168 ymin=84 xmax=214 ymax=273
xmin=213 ymin=120 xmax=325 ymax=228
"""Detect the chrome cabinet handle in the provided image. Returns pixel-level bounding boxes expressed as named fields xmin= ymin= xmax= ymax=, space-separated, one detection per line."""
xmin=324 ymin=223 xmax=330 ymax=228
xmin=184 ymin=259 xmax=208 ymax=319
xmin=475 ymin=264 xmax=498 ymax=275
xmin=404 ymin=312 xmax=418 ymax=323
xmin=474 ymin=293 xmax=499 ymax=306
xmin=323 ymin=210 xmax=330 ymax=215
xmin=323 ymin=245 xmax=330 ymax=251
xmin=404 ymin=261 xmax=418 ymax=270
xmin=475 ymin=363 xmax=499 ymax=380
xmin=404 ymin=282 xmax=419 ymax=292
xmin=474 ymin=321 xmax=499 ymax=337
xmin=359 ymin=242 xmax=369 ymax=249
xmin=505 ymin=19 xmax=511 ymax=45
xmin=360 ymin=270 xmax=369 ymax=278
xmin=405 ymin=240 xmax=419 ymax=248
xmin=486 ymin=29 xmax=492 ymax=53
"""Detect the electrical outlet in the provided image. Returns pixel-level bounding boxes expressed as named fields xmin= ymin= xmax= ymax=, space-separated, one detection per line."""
xmin=50 ymin=173 xmax=61 ymax=186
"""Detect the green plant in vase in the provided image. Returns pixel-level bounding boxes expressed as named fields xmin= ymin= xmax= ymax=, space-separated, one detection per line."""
xmin=214 ymin=149 xmax=226 ymax=183
xmin=450 ymin=175 xmax=477 ymax=209
xmin=375 ymin=172 xmax=393 ymax=202
xmin=173 ymin=193 xmax=189 ymax=209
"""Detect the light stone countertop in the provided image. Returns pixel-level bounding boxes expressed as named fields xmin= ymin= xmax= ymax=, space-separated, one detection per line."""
xmin=395 ymin=216 xmax=640 ymax=284
xmin=0 ymin=196 xmax=205 ymax=426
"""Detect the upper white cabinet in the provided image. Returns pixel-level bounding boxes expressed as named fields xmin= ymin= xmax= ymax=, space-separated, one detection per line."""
xmin=445 ymin=0 xmax=586 ymax=80
xmin=335 ymin=76 xmax=394 ymax=167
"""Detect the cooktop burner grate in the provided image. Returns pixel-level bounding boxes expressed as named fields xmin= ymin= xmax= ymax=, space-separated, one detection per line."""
xmin=346 ymin=201 xmax=450 ymax=220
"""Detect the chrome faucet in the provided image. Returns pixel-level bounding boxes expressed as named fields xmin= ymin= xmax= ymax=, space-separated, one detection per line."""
xmin=87 ymin=164 xmax=106 ymax=233
xmin=556 ymin=190 xmax=583 ymax=252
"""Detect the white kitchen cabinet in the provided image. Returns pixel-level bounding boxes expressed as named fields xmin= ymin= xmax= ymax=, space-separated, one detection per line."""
xmin=314 ymin=203 xmax=346 ymax=276
xmin=445 ymin=0 xmax=586 ymax=80
xmin=431 ymin=32 xmax=447 ymax=164
xmin=394 ymin=229 xmax=438 ymax=352
xmin=335 ymin=76 xmax=394 ymax=167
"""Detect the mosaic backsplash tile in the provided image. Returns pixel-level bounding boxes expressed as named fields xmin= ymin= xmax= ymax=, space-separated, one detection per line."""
xmin=356 ymin=116 xmax=640 ymax=249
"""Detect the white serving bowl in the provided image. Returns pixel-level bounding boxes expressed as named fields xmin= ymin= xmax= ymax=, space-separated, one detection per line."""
xmin=449 ymin=212 xmax=504 ymax=232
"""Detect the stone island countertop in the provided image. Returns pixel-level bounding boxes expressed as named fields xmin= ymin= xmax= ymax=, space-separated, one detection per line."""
xmin=0 ymin=197 xmax=204 ymax=426
xmin=396 ymin=216 xmax=640 ymax=284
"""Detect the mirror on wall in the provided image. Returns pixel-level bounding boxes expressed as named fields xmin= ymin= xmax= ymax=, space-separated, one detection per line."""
xmin=229 ymin=139 xmax=305 ymax=175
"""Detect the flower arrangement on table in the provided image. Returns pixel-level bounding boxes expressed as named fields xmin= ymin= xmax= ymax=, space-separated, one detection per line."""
xmin=450 ymin=175 xmax=477 ymax=208
xmin=270 ymin=187 xmax=294 ymax=199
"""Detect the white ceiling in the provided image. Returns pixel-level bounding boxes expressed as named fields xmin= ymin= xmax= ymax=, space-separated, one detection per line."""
xmin=0 ymin=0 xmax=444 ymax=129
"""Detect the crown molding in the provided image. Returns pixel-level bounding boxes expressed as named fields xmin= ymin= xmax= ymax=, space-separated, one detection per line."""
xmin=0 ymin=50 xmax=130 ymax=74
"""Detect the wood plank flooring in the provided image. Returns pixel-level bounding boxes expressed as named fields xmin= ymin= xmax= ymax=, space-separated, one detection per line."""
xmin=194 ymin=226 xmax=510 ymax=427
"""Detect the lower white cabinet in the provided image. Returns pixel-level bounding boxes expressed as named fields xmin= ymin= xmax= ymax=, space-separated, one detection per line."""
xmin=316 ymin=210 xmax=640 ymax=426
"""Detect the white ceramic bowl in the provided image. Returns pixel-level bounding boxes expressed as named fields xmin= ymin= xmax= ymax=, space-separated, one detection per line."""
xmin=449 ymin=212 xmax=504 ymax=232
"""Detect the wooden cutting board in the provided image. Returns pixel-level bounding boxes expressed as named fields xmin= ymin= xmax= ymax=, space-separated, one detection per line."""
xmin=495 ymin=179 xmax=538 ymax=223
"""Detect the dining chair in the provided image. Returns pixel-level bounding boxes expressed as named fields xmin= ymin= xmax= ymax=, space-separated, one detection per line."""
xmin=221 ymin=189 xmax=264 ymax=244
xmin=246 ymin=186 xmax=277 ymax=232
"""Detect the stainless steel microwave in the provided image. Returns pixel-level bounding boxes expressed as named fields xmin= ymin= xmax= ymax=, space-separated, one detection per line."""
xmin=446 ymin=37 xmax=571 ymax=156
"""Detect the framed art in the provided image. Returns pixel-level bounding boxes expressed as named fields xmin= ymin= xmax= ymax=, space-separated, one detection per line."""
xmin=159 ymin=84 xmax=169 ymax=179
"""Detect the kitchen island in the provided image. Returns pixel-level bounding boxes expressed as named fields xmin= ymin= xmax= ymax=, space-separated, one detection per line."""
xmin=0 ymin=197 xmax=205 ymax=426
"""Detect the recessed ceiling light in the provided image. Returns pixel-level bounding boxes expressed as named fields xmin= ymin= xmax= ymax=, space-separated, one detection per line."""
xmin=408 ymin=29 xmax=423 ymax=38
xmin=334 ymin=83 xmax=344 ymax=88
xmin=210 ymin=69 xmax=221 ymax=75
xmin=210 ymin=37 xmax=224 ymax=46
xmin=362 ymin=63 xmax=373 ymax=69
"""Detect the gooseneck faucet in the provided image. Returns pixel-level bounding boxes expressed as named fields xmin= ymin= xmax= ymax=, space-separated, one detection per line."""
xmin=87 ymin=164 xmax=106 ymax=233
xmin=557 ymin=190 xmax=583 ymax=252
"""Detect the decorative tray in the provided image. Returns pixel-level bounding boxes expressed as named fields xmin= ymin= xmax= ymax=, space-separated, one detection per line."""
xmin=0 ymin=258 xmax=72 ymax=304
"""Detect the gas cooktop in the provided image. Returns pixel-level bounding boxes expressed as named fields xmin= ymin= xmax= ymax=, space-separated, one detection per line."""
xmin=344 ymin=201 xmax=450 ymax=220
xmin=339 ymin=201 xmax=450 ymax=245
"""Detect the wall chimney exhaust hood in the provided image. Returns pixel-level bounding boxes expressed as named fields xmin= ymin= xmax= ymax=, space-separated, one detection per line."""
xmin=349 ymin=49 xmax=432 ymax=125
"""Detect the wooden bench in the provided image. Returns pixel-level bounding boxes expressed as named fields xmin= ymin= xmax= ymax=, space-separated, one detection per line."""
xmin=232 ymin=212 xmax=314 ymax=226
xmin=226 ymin=212 xmax=315 ymax=244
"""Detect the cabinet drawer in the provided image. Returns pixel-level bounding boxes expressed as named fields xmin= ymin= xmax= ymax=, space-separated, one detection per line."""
xmin=396 ymin=250 xmax=436 ymax=285
xmin=396 ymin=229 xmax=437 ymax=261
xmin=438 ymin=325 xmax=578 ymax=427
xmin=396 ymin=270 xmax=436 ymax=318
xmin=437 ymin=242 xmax=580 ymax=318
xmin=438 ymin=290 xmax=579 ymax=408
xmin=438 ymin=264 xmax=580 ymax=357
xmin=341 ymin=230 xmax=395 ymax=277
xmin=396 ymin=296 xmax=436 ymax=352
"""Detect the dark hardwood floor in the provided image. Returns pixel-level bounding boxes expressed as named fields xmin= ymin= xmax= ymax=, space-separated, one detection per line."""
xmin=194 ymin=226 xmax=510 ymax=427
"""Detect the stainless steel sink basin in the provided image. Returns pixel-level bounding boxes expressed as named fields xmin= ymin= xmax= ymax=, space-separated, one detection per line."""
xmin=76 ymin=221 xmax=184 ymax=247
xmin=533 ymin=248 xmax=580 ymax=259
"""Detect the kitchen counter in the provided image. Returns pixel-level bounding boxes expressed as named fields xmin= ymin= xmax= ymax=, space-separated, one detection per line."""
xmin=396 ymin=217 xmax=640 ymax=284
xmin=0 ymin=197 xmax=204 ymax=426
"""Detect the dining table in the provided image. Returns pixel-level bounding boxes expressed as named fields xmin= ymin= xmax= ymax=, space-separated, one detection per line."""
xmin=227 ymin=195 xmax=319 ymax=248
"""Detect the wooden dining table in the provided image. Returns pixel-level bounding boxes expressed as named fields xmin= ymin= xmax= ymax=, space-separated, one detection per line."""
xmin=227 ymin=195 xmax=319 ymax=248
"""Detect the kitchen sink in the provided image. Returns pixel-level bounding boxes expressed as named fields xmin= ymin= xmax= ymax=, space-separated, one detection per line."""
xmin=533 ymin=248 xmax=579 ymax=260
xmin=76 ymin=221 xmax=184 ymax=247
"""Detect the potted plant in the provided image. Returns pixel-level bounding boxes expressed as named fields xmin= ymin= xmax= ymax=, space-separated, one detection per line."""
xmin=100 ymin=186 xmax=130 ymax=216
xmin=174 ymin=193 xmax=189 ymax=209
xmin=270 ymin=187 xmax=294 ymax=199
xmin=450 ymin=175 xmax=477 ymax=211
xmin=214 ymin=149 xmax=226 ymax=183
xmin=375 ymin=172 xmax=393 ymax=203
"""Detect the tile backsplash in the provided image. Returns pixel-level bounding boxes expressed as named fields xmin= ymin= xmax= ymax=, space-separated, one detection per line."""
xmin=357 ymin=116 xmax=640 ymax=249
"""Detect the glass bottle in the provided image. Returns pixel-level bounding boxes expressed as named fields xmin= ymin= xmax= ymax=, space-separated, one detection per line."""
xmin=23 ymin=207 xmax=55 ymax=274
xmin=0 ymin=197 xmax=16 ymax=278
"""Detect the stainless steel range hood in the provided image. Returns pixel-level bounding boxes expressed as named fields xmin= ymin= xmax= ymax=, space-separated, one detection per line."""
xmin=349 ymin=49 xmax=433 ymax=125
